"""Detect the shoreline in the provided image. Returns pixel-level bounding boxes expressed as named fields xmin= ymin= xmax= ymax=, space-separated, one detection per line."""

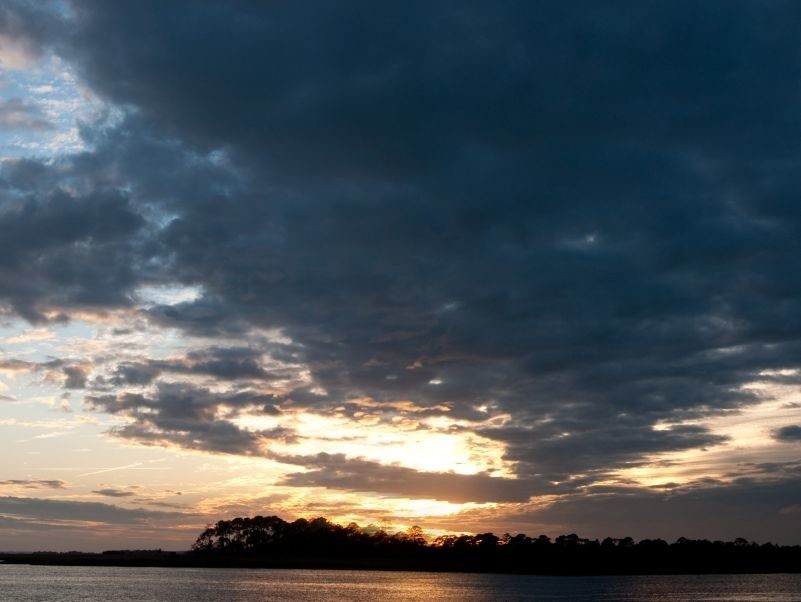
xmin=1 ymin=551 xmax=799 ymax=576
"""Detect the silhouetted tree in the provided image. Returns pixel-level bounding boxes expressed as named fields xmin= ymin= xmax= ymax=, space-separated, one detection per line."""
xmin=188 ymin=513 xmax=801 ymax=575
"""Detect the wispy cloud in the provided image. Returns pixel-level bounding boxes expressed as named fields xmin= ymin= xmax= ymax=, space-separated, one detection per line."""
xmin=0 ymin=98 xmax=53 ymax=130
xmin=0 ymin=496 xmax=184 ymax=524
xmin=92 ymin=488 xmax=135 ymax=498
xmin=0 ymin=479 xmax=66 ymax=489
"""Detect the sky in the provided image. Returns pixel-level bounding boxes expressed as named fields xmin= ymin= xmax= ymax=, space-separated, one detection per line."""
xmin=1 ymin=1 xmax=801 ymax=552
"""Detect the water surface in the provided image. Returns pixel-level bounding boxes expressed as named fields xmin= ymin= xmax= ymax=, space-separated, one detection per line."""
xmin=1 ymin=565 xmax=800 ymax=601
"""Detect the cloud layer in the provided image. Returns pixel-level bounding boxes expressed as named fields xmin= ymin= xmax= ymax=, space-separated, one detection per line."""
xmin=2 ymin=0 xmax=801 ymax=542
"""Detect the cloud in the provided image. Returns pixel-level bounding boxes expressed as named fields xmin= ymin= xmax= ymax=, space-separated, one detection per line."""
xmin=0 ymin=493 xmax=198 ymax=551
xmin=106 ymin=362 xmax=162 ymax=386
xmin=0 ymin=169 xmax=148 ymax=321
xmin=92 ymin=488 xmax=134 ymax=498
xmin=774 ymin=425 xmax=801 ymax=442
xmin=0 ymin=0 xmax=800 ymax=507
xmin=0 ymin=32 xmax=37 ymax=69
xmin=2 ymin=327 xmax=56 ymax=344
xmin=0 ymin=496 xmax=182 ymax=524
xmin=0 ymin=479 xmax=66 ymax=489
xmin=276 ymin=452 xmax=545 ymax=504
xmin=86 ymin=382 xmax=292 ymax=455
xmin=0 ymin=357 xmax=89 ymax=390
xmin=62 ymin=365 xmax=88 ymax=389
xmin=0 ymin=1 xmax=60 ymax=70
xmin=105 ymin=346 xmax=279 ymax=386
xmin=0 ymin=98 xmax=54 ymax=130
xmin=0 ymin=359 xmax=37 ymax=374
xmin=479 ymin=423 xmax=728 ymax=482
xmin=486 ymin=477 xmax=801 ymax=545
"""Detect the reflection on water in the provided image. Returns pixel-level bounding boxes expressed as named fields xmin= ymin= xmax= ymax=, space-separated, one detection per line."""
xmin=1 ymin=565 xmax=800 ymax=601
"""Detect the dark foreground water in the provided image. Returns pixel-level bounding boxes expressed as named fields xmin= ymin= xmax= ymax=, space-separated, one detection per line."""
xmin=1 ymin=565 xmax=800 ymax=601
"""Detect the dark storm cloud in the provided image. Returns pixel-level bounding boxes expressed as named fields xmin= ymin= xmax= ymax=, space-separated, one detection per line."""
xmin=179 ymin=347 xmax=269 ymax=379
xmin=774 ymin=425 xmax=801 ymax=442
xmin=105 ymin=347 xmax=278 ymax=387
xmin=3 ymin=0 xmax=801 ymax=500
xmin=0 ymin=162 xmax=148 ymax=321
xmin=108 ymin=362 xmax=162 ymax=386
xmin=85 ymin=382 xmax=290 ymax=455
xmin=480 ymin=422 xmax=728 ymax=481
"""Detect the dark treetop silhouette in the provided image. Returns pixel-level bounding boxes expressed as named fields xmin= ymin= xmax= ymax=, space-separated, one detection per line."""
xmin=1 ymin=514 xmax=800 ymax=574
xmin=184 ymin=514 xmax=801 ymax=574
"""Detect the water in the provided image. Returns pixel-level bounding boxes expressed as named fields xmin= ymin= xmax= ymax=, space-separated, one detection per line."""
xmin=0 ymin=565 xmax=800 ymax=601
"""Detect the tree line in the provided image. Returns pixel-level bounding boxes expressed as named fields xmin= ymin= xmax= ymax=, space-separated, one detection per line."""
xmin=190 ymin=514 xmax=801 ymax=574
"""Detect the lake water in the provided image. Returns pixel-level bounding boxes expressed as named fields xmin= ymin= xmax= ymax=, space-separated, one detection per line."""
xmin=0 ymin=565 xmax=800 ymax=601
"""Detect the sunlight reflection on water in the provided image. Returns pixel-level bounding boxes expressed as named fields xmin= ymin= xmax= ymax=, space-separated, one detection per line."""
xmin=1 ymin=566 xmax=800 ymax=601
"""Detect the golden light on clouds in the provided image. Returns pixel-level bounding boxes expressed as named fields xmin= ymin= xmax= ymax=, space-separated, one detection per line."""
xmin=611 ymin=379 xmax=801 ymax=489
xmin=2 ymin=328 xmax=56 ymax=345
xmin=232 ymin=406 xmax=513 ymax=477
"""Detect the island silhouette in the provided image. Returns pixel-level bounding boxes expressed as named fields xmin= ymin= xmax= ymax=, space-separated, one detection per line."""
xmin=1 ymin=514 xmax=799 ymax=574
